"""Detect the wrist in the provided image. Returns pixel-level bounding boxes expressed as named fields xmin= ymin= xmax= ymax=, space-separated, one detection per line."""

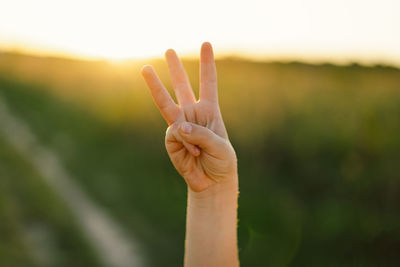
xmin=188 ymin=172 xmax=239 ymax=209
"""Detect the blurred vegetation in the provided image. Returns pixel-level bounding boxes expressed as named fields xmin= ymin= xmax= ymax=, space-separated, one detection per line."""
xmin=0 ymin=51 xmax=400 ymax=266
xmin=0 ymin=132 xmax=101 ymax=266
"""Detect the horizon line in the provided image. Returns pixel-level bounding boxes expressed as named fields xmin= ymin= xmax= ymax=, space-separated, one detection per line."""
xmin=1 ymin=45 xmax=399 ymax=70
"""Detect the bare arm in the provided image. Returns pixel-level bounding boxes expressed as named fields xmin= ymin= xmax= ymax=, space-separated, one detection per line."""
xmin=185 ymin=176 xmax=238 ymax=266
xmin=141 ymin=42 xmax=239 ymax=267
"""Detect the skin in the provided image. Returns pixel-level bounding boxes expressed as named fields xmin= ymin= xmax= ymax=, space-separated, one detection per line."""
xmin=141 ymin=42 xmax=239 ymax=267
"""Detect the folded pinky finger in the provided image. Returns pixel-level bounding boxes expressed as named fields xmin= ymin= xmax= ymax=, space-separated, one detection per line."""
xmin=182 ymin=140 xmax=201 ymax=157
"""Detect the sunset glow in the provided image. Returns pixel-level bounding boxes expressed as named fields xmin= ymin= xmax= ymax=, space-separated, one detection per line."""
xmin=1 ymin=0 xmax=399 ymax=65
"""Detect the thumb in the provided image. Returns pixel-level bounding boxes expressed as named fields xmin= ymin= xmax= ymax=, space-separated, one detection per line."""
xmin=178 ymin=122 xmax=226 ymax=154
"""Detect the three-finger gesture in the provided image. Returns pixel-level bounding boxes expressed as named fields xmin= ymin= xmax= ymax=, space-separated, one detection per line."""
xmin=141 ymin=42 xmax=237 ymax=193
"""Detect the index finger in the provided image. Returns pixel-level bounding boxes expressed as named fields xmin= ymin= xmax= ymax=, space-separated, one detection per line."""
xmin=141 ymin=65 xmax=181 ymax=125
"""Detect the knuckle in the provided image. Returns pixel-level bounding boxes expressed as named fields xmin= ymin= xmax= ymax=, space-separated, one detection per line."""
xmin=165 ymin=123 xmax=179 ymax=138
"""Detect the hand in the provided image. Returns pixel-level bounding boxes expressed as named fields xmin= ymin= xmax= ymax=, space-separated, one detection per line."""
xmin=141 ymin=42 xmax=237 ymax=193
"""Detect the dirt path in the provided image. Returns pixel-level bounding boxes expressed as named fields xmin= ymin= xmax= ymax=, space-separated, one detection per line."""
xmin=0 ymin=98 xmax=144 ymax=267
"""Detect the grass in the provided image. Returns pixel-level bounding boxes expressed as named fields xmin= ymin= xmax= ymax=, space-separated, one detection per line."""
xmin=0 ymin=52 xmax=400 ymax=266
xmin=0 ymin=134 xmax=102 ymax=267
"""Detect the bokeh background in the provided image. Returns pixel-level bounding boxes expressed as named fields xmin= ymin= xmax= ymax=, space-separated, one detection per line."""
xmin=1 ymin=1 xmax=400 ymax=266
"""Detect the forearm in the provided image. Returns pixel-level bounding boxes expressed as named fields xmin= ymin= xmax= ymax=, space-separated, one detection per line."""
xmin=184 ymin=175 xmax=239 ymax=267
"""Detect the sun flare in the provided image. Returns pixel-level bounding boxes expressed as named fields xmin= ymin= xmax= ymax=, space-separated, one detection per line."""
xmin=0 ymin=0 xmax=399 ymax=64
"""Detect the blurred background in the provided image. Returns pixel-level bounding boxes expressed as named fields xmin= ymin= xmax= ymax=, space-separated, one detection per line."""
xmin=1 ymin=0 xmax=400 ymax=266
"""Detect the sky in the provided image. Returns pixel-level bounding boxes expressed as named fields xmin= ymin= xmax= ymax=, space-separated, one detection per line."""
xmin=0 ymin=0 xmax=399 ymax=65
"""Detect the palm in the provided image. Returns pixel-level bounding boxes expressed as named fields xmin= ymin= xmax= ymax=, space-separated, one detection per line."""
xmin=177 ymin=101 xmax=226 ymax=137
xmin=142 ymin=42 xmax=234 ymax=192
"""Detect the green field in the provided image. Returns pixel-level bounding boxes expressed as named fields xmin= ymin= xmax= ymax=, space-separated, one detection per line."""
xmin=0 ymin=52 xmax=400 ymax=266
xmin=0 ymin=124 xmax=101 ymax=266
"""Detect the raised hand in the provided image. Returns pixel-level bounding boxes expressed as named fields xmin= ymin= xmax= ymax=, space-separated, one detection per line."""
xmin=141 ymin=42 xmax=239 ymax=267
xmin=141 ymin=42 xmax=237 ymax=193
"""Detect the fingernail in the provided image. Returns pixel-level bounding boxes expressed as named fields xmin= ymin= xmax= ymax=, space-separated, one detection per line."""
xmin=180 ymin=122 xmax=192 ymax=134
